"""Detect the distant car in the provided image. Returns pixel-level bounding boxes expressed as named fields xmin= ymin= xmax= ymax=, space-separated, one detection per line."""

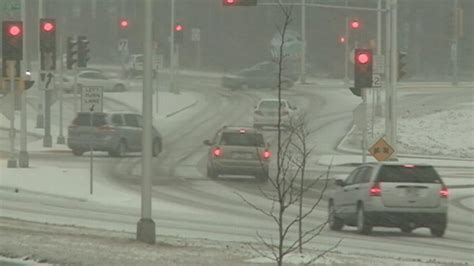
xmin=123 ymin=54 xmax=157 ymax=78
xmin=59 ymin=70 xmax=127 ymax=93
xmin=328 ymin=163 xmax=448 ymax=237
xmin=203 ymin=126 xmax=271 ymax=181
xmin=67 ymin=112 xmax=162 ymax=157
xmin=221 ymin=61 xmax=296 ymax=90
xmin=253 ymin=98 xmax=299 ymax=130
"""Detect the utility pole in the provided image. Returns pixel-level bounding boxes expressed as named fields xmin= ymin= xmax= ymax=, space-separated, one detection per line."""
xmin=57 ymin=9 xmax=66 ymax=145
xmin=384 ymin=0 xmax=392 ymax=155
xmin=19 ymin=0 xmax=29 ymax=167
xmin=388 ymin=0 xmax=398 ymax=160
xmin=452 ymin=0 xmax=459 ymax=86
xmin=169 ymin=0 xmax=176 ymax=93
xmin=300 ymin=0 xmax=306 ymax=84
xmin=36 ymin=0 xmax=44 ymax=129
xmin=375 ymin=0 xmax=383 ymax=116
xmin=136 ymin=0 xmax=156 ymax=245
xmin=343 ymin=0 xmax=349 ymax=84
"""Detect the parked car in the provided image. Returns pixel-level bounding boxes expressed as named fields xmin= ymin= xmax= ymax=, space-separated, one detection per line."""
xmin=67 ymin=112 xmax=162 ymax=157
xmin=253 ymin=98 xmax=299 ymax=130
xmin=328 ymin=163 xmax=448 ymax=237
xmin=59 ymin=70 xmax=127 ymax=93
xmin=221 ymin=61 xmax=296 ymax=90
xmin=203 ymin=126 xmax=271 ymax=181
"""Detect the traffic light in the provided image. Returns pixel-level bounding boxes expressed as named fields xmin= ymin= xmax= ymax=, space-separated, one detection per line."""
xmin=77 ymin=36 xmax=90 ymax=68
xmin=222 ymin=0 xmax=257 ymax=6
xmin=398 ymin=51 xmax=407 ymax=81
xmin=339 ymin=36 xmax=346 ymax=44
xmin=66 ymin=37 xmax=78 ymax=70
xmin=350 ymin=19 xmax=361 ymax=30
xmin=40 ymin=18 xmax=57 ymax=71
xmin=2 ymin=21 xmax=23 ymax=60
xmin=354 ymin=48 xmax=373 ymax=89
xmin=119 ymin=18 xmax=129 ymax=29
xmin=174 ymin=23 xmax=184 ymax=44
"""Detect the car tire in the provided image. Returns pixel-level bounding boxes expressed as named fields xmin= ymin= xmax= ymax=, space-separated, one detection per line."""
xmin=206 ymin=165 xmax=218 ymax=179
xmin=328 ymin=201 xmax=344 ymax=231
xmin=72 ymin=149 xmax=84 ymax=156
xmin=109 ymin=140 xmax=127 ymax=157
xmin=400 ymin=225 xmax=413 ymax=234
xmin=430 ymin=225 xmax=446 ymax=237
xmin=255 ymin=173 xmax=269 ymax=182
xmin=152 ymin=139 xmax=162 ymax=157
xmin=113 ymin=84 xmax=126 ymax=92
xmin=356 ymin=204 xmax=372 ymax=235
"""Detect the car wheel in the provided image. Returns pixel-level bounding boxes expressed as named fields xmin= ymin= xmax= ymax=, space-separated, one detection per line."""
xmin=356 ymin=204 xmax=372 ymax=235
xmin=328 ymin=201 xmax=344 ymax=231
xmin=255 ymin=172 xmax=269 ymax=182
xmin=206 ymin=165 xmax=218 ymax=179
xmin=72 ymin=149 xmax=84 ymax=156
xmin=430 ymin=225 xmax=446 ymax=237
xmin=152 ymin=139 xmax=162 ymax=157
xmin=109 ymin=140 xmax=127 ymax=157
xmin=113 ymin=84 xmax=126 ymax=92
xmin=400 ymin=225 xmax=413 ymax=234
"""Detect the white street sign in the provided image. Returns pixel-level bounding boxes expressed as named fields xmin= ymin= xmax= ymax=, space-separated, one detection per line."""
xmin=191 ymin=28 xmax=200 ymax=42
xmin=372 ymin=73 xmax=383 ymax=88
xmin=118 ymin=39 xmax=129 ymax=52
xmin=81 ymin=86 xmax=103 ymax=112
xmin=373 ymin=55 xmax=385 ymax=74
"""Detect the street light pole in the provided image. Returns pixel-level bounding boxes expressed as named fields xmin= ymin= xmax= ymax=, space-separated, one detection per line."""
xmin=19 ymin=0 xmax=29 ymax=167
xmin=36 ymin=0 xmax=44 ymax=129
xmin=169 ymin=0 xmax=176 ymax=93
xmin=375 ymin=0 xmax=383 ymax=116
xmin=136 ymin=0 xmax=156 ymax=245
xmin=300 ymin=0 xmax=306 ymax=84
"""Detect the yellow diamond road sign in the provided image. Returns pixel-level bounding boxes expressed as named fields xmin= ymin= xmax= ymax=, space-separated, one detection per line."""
xmin=369 ymin=137 xmax=394 ymax=161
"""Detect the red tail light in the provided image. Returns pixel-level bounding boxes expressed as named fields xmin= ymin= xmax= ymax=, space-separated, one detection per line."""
xmin=369 ymin=182 xmax=381 ymax=196
xmin=263 ymin=150 xmax=271 ymax=159
xmin=98 ymin=125 xmax=115 ymax=132
xmin=213 ymin=147 xmax=221 ymax=157
xmin=439 ymin=186 xmax=449 ymax=198
xmin=254 ymin=110 xmax=263 ymax=116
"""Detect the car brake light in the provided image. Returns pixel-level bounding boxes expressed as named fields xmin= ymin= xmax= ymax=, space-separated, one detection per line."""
xmin=213 ymin=147 xmax=221 ymax=157
xmin=439 ymin=185 xmax=448 ymax=198
xmin=369 ymin=182 xmax=381 ymax=196
xmin=239 ymin=129 xmax=246 ymax=133
xmin=254 ymin=110 xmax=263 ymax=115
xmin=403 ymin=164 xmax=416 ymax=168
xmin=98 ymin=125 xmax=115 ymax=132
xmin=263 ymin=150 xmax=271 ymax=159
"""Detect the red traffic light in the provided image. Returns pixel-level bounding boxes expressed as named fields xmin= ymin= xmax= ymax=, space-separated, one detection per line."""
xmin=175 ymin=24 xmax=183 ymax=31
xmin=119 ymin=19 xmax=129 ymax=28
xmin=356 ymin=53 xmax=370 ymax=64
xmin=350 ymin=20 xmax=361 ymax=29
xmin=339 ymin=36 xmax=346 ymax=43
xmin=41 ymin=22 xmax=55 ymax=32
xmin=8 ymin=25 xmax=22 ymax=36
xmin=224 ymin=0 xmax=236 ymax=4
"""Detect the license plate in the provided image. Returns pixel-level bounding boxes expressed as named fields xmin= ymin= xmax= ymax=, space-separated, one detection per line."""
xmin=232 ymin=152 xmax=252 ymax=159
xmin=405 ymin=187 xmax=419 ymax=197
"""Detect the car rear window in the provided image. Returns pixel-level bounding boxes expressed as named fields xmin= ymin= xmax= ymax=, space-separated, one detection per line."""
xmin=72 ymin=113 xmax=107 ymax=127
xmin=220 ymin=132 xmax=265 ymax=147
xmin=377 ymin=165 xmax=442 ymax=183
xmin=259 ymin=101 xmax=286 ymax=109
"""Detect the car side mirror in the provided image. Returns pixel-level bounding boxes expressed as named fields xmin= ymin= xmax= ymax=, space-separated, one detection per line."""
xmin=335 ymin=179 xmax=345 ymax=187
xmin=203 ymin=140 xmax=212 ymax=146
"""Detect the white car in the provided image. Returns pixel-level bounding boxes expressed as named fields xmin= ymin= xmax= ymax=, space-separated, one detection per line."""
xmin=59 ymin=70 xmax=127 ymax=93
xmin=328 ymin=163 xmax=448 ymax=237
xmin=253 ymin=98 xmax=299 ymax=129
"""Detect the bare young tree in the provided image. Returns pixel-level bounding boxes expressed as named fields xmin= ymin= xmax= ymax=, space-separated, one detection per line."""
xmin=238 ymin=3 xmax=341 ymax=265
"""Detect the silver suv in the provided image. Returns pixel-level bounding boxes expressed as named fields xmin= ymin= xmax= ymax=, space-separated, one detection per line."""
xmin=67 ymin=112 xmax=162 ymax=157
xmin=203 ymin=126 xmax=271 ymax=181
xmin=328 ymin=163 xmax=448 ymax=237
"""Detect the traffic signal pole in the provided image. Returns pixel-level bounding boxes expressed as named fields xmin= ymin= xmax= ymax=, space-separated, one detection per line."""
xmin=36 ymin=0 xmax=44 ymax=129
xmin=136 ymin=0 xmax=156 ymax=245
xmin=389 ymin=0 xmax=398 ymax=159
xmin=7 ymin=61 xmax=17 ymax=168
xmin=375 ymin=0 xmax=383 ymax=116
xmin=19 ymin=0 xmax=29 ymax=167
xmin=169 ymin=0 xmax=176 ymax=94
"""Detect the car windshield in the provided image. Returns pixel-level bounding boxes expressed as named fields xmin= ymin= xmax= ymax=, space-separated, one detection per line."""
xmin=377 ymin=165 xmax=442 ymax=183
xmin=220 ymin=132 xmax=264 ymax=147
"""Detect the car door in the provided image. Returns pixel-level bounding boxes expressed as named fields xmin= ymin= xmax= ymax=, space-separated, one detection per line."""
xmin=123 ymin=114 xmax=141 ymax=151
xmin=338 ymin=168 xmax=360 ymax=219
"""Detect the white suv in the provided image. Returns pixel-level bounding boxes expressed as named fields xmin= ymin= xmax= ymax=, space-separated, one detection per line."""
xmin=328 ymin=163 xmax=448 ymax=237
xmin=253 ymin=98 xmax=299 ymax=130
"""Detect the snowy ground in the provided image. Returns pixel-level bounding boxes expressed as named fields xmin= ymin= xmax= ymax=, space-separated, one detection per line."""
xmin=340 ymin=90 xmax=474 ymax=159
